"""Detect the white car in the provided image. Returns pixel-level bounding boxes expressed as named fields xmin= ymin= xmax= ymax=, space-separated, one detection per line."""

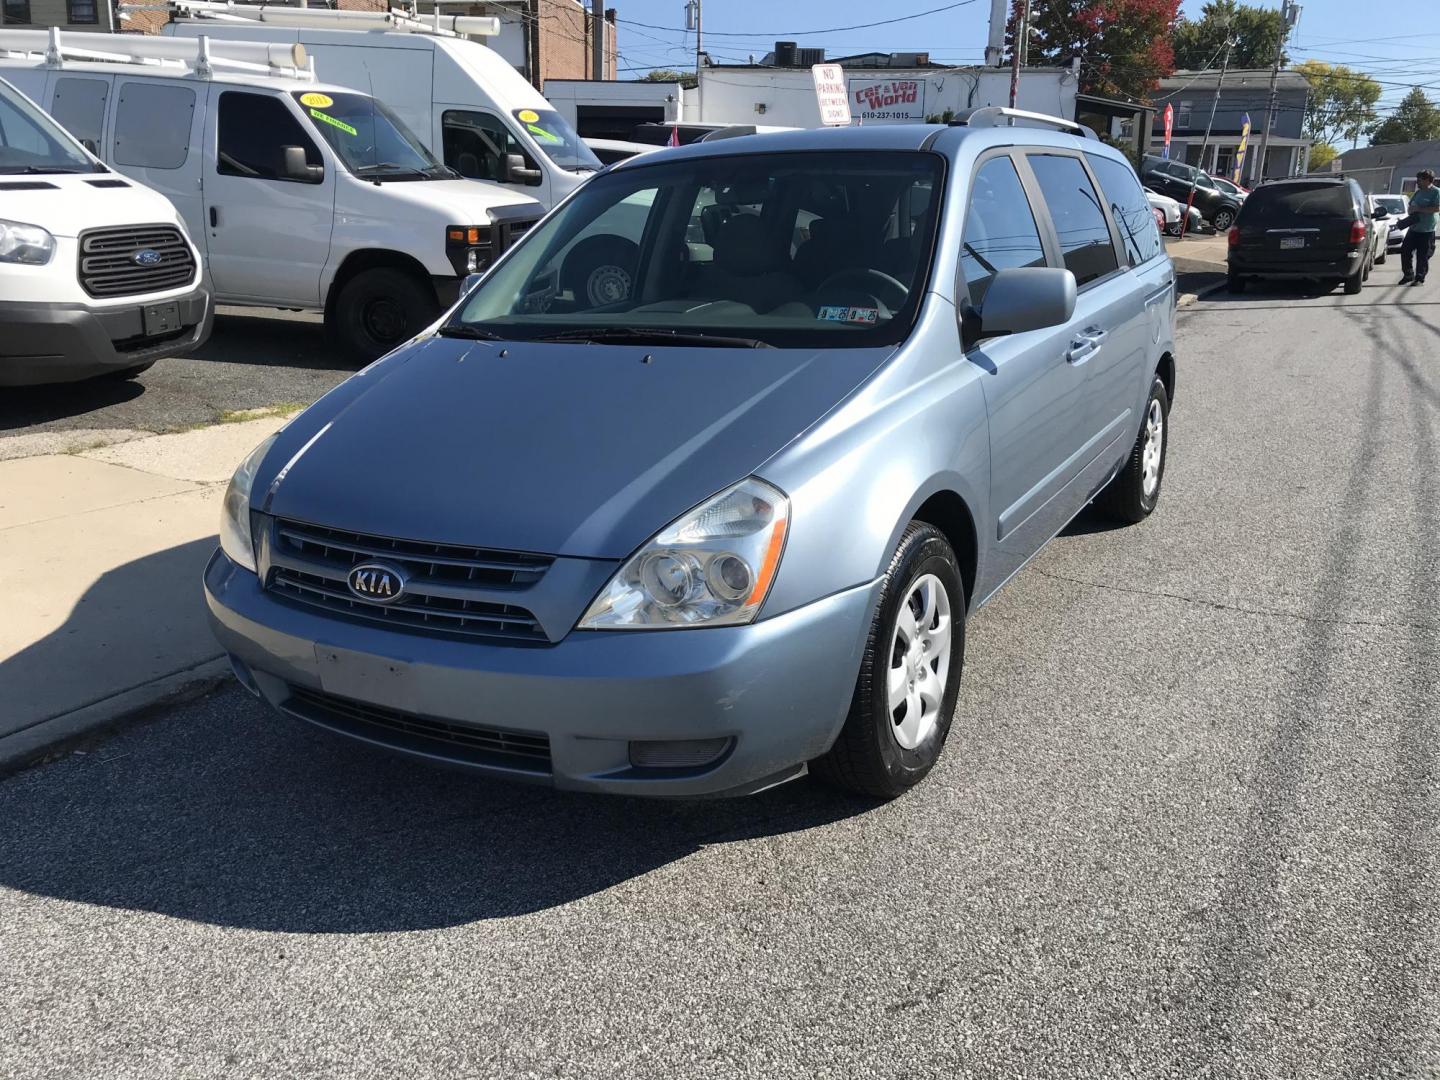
xmin=1145 ymin=188 xmax=1201 ymax=237
xmin=1372 ymin=193 xmax=1407 ymax=256
xmin=584 ymin=138 xmax=663 ymax=166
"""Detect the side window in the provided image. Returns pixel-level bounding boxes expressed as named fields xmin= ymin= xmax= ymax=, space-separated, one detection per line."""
xmin=1086 ymin=153 xmax=1162 ymax=266
xmin=65 ymin=0 xmax=97 ymax=21
xmin=959 ymin=155 xmax=1047 ymax=307
xmin=113 ymin=83 xmax=194 ymax=170
xmin=216 ymin=91 xmax=323 ymax=183
xmin=2 ymin=0 xmax=31 ymax=24
xmin=442 ymin=110 xmax=529 ymax=182
xmin=1027 ymin=154 xmax=1121 ymax=287
xmin=50 ymin=77 xmax=107 ymax=152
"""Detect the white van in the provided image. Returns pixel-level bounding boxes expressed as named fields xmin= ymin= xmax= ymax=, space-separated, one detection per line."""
xmin=1 ymin=29 xmax=543 ymax=361
xmin=0 ymin=73 xmax=211 ymax=385
xmin=167 ymin=21 xmax=603 ymax=211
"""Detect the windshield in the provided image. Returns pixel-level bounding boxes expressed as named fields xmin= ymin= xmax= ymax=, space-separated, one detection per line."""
xmin=511 ymin=107 xmax=601 ymax=172
xmin=0 ymin=77 xmax=99 ymax=174
xmin=447 ymin=150 xmax=943 ymax=349
xmin=292 ymin=91 xmax=447 ymax=181
xmin=1377 ymin=195 xmax=1406 ymax=214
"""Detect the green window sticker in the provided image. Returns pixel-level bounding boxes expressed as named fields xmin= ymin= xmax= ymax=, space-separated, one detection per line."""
xmin=310 ymin=108 xmax=358 ymax=137
xmin=525 ymin=122 xmax=561 ymax=143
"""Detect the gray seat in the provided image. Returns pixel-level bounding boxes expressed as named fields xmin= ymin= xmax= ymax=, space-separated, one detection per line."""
xmin=693 ymin=213 xmax=804 ymax=313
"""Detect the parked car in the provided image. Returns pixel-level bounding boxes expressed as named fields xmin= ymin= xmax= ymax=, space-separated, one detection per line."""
xmin=1 ymin=28 xmax=542 ymax=362
xmin=1227 ymin=176 xmax=1373 ymax=294
xmin=1141 ymin=154 xmax=1243 ymax=231
xmin=0 ymin=74 xmax=211 ymax=385
xmin=1212 ymin=175 xmax=1248 ymax=200
xmin=1144 ymin=187 xmax=1202 ymax=237
xmin=1367 ymin=197 xmax=1392 ymax=264
xmin=584 ymin=137 xmax=662 ymax=166
xmin=206 ymin=112 xmax=1177 ymax=800
xmin=1372 ymin=193 xmax=1408 ymax=254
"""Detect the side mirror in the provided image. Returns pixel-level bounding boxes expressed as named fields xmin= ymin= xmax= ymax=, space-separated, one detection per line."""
xmin=282 ymin=145 xmax=322 ymax=183
xmin=1373 ymin=207 xmax=1390 ymax=219
xmin=505 ymin=152 xmax=543 ymax=186
xmin=968 ymin=267 xmax=1077 ymax=343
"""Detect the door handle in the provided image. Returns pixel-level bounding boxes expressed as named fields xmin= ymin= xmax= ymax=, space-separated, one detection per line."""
xmin=209 ymin=206 xmax=219 ymax=228
xmin=1066 ymin=327 xmax=1106 ymax=364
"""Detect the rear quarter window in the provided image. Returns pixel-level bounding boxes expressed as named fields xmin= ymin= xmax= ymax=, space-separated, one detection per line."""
xmin=1086 ymin=153 xmax=1163 ymax=266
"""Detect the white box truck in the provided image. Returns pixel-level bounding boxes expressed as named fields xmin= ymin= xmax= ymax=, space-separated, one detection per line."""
xmin=0 ymin=73 xmax=212 ymax=385
xmin=165 ymin=16 xmax=604 ymax=211
xmin=1 ymin=28 xmax=543 ymax=361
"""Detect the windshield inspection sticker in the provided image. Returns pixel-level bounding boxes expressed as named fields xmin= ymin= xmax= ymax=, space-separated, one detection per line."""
xmin=310 ymin=108 xmax=358 ymax=137
xmin=300 ymin=92 xmax=334 ymax=108
xmin=818 ymin=305 xmax=879 ymax=324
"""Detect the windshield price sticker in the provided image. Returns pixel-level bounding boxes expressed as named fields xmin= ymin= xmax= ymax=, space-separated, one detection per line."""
xmin=310 ymin=108 xmax=358 ymax=137
xmin=300 ymin=92 xmax=334 ymax=109
xmin=517 ymin=109 xmax=540 ymax=123
xmin=526 ymin=122 xmax=562 ymax=143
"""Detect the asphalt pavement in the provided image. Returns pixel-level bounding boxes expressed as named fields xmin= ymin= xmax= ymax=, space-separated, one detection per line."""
xmin=2 ymin=266 xmax=1438 ymax=1078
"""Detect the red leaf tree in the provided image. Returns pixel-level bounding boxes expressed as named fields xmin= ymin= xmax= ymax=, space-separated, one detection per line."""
xmin=1008 ymin=0 xmax=1181 ymax=102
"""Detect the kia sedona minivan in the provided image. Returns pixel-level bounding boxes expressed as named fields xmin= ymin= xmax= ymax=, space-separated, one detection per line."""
xmin=207 ymin=113 xmax=1178 ymax=800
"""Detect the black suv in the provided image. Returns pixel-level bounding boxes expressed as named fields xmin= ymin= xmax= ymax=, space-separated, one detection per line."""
xmin=1226 ymin=177 xmax=1374 ymax=295
xmin=1140 ymin=155 xmax=1243 ymax=230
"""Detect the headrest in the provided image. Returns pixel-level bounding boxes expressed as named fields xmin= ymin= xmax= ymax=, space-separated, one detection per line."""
xmin=714 ymin=213 xmax=772 ymax=276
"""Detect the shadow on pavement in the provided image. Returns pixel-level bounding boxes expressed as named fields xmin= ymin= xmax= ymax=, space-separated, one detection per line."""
xmin=0 ymin=687 xmax=876 ymax=932
xmin=191 ymin=309 xmax=353 ymax=373
xmin=0 ymin=377 xmax=146 ymax=432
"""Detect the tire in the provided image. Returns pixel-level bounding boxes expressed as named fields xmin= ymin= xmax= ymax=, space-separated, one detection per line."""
xmin=328 ymin=267 xmax=439 ymax=364
xmin=561 ymin=235 xmax=640 ymax=308
xmin=1376 ymin=248 xmax=1387 ymax=265
xmin=1165 ymin=222 xmax=1183 ymax=237
xmin=1344 ymin=267 xmax=1364 ymax=294
xmin=95 ymin=361 xmax=155 ymax=382
xmin=812 ymin=522 xmax=966 ymax=799
xmin=1211 ymin=206 xmax=1236 ymax=231
xmin=1098 ymin=374 xmax=1169 ymax=524
xmin=1227 ymin=271 xmax=1246 ymax=294
xmin=1362 ymin=257 xmax=1372 ymax=282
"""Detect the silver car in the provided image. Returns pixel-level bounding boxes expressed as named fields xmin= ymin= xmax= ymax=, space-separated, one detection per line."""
xmin=206 ymin=111 xmax=1177 ymax=799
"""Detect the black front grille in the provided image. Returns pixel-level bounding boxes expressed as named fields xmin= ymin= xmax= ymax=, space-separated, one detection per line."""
xmin=499 ymin=218 xmax=534 ymax=251
xmin=77 ymin=224 xmax=196 ymax=298
xmin=266 ymin=519 xmax=552 ymax=643
xmin=285 ymin=685 xmax=552 ymax=772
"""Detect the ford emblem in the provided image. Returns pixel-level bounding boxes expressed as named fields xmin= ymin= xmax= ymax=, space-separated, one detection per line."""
xmin=347 ymin=561 xmax=407 ymax=604
xmin=132 ymin=248 xmax=163 ymax=267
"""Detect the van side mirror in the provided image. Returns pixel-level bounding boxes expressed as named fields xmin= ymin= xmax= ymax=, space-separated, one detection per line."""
xmin=504 ymin=152 xmax=543 ymax=186
xmin=966 ymin=267 xmax=1077 ymax=345
xmin=282 ymin=146 xmax=322 ymax=183
xmin=1373 ymin=207 xmax=1389 ymax=219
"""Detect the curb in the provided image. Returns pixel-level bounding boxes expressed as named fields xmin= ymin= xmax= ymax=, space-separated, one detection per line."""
xmin=0 ymin=656 xmax=230 ymax=776
xmin=1177 ymin=276 xmax=1229 ymax=308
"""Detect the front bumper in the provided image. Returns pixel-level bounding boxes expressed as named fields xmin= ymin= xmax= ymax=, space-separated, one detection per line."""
xmin=0 ymin=285 xmax=212 ymax=386
xmin=205 ymin=550 xmax=880 ymax=797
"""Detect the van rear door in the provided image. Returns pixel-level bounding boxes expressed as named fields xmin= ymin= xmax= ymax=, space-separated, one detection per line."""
xmin=1238 ymin=182 xmax=1355 ymax=265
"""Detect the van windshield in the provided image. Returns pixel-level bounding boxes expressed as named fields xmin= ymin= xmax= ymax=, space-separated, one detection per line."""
xmin=292 ymin=91 xmax=451 ymax=181
xmin=445 ymin=150 xmax=943 ymax=349
xmin=511 ymin=107 xmax=601 ymax=172
xmin=0 ymin=77 xmax=99 ymax=174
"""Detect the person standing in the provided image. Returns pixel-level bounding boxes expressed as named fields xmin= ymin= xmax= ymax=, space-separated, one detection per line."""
xmin=1400 ymin=168 xmax=1440 ymax=285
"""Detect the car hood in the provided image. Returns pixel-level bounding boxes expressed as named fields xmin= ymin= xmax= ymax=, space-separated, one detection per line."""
xmin=10 ymin=172 xmax=186 ymax=238
xmin=261 ymin=336 xmax=892 ymax=559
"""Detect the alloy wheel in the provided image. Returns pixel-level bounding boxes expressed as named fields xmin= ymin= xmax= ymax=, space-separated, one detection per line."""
xmin=887 ymin=573 xmax=953 ymax=750
xmin=1142 ymin=396 xmax=1164 ymax=498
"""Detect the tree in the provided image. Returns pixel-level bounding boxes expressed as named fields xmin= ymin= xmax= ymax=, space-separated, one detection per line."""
xmin=640 ymin=68 xmax=697 ymax=89
xmin=1293 ymin=60 xmax=1381 ymax=147
xmin=1015 ymin=0 xmax=1182 ymax=103
xmin=1172 ymin=1 xmax=1288 ymax=71
xmin=1370 ymin=87 xmax=1440 ymax=145
xmin=1307 ymin=143 xmax=1338 ymax=170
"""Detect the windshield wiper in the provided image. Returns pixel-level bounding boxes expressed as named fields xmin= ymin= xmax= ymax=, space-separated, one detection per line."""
xmin=354 ymin=163 xmax=430 ymax=180
xmin=437 ymin=324 xmax=507 ymax=340
xmin=2 ymin=165 xmax=90 ymax=174
xmin=532 ymin=327 xmax=774 ymax=348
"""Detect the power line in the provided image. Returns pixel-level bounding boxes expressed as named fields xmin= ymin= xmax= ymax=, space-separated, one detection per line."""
xmin=616 ymin=0 xmax=981 ymax=41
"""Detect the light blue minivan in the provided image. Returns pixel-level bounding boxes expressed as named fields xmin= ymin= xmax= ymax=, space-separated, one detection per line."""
xmin=206 ymin=109 xmax=1177 ymax=799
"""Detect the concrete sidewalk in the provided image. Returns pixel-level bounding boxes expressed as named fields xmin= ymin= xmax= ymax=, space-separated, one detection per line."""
xmin=1168 ymin=232 xmax=1229 ymax=304
xmin=0 ymin=416 xmax=287 ymax=769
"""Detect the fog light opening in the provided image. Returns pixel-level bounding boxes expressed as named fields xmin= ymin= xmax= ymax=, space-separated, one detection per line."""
xmin=628 ymin=737 xmax=733 ymax=770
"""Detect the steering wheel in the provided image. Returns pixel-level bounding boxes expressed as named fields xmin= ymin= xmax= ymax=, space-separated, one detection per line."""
xmin=815 ymin=268 xmax=910 ymax=310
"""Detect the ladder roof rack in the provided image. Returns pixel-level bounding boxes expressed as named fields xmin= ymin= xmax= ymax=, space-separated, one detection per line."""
xmin=0 ymin=25 xmax=313 ymax=80
xmin=950 ymin=106 xmax=1098 ymax=140
xmin=122 ymin=0 xmax=500 ymax=39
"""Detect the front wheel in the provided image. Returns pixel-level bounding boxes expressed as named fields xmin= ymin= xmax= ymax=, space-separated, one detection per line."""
xmin=329 ymin=267 xmax=439 ymax=364
xmin=1098 ymin=375 xmax=1169 ymax=523
xmin=1212 ymin=207 xmax=1236 ymax=231
xmin=812 ymin=522 xmax=965 ymax=799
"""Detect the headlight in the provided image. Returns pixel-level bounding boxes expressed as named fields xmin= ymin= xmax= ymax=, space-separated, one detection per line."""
xmin=446 ymin=224 xmax=493 ymax=275
xmin=219 ymin=434 xmax=278 ymax=573
xmin=579 ymin=477 xmax=789 ymax=630
xmin=0 ymin=219 xmax=56 ymax=265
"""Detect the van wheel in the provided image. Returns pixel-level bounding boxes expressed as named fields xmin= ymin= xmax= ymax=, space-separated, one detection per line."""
xmin=1212 ymin=207 xmax=1236 ymax=231
xmin=1099 ymin=375 xmax=1169 ymax=524
xmin=812 ymin=522 xmax=965 ymax=800
xmin=330 ymin=268 xmax=439 ymax=364
xmin=561 ymin=236 xmax=639 ymax=308
xmin=1344 ymin=267 xmax=1364 ymax=294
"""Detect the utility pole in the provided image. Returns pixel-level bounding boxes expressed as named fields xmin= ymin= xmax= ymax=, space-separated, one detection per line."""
xmin=591 ymin=0 xmax=604 ymax=80
xmin=1180 ymin=30 xmax=1234 ymax=237
xmin=1008 ymin=0 xmax=1030 ymax=108
xmin=1253 ymin=0 xmax=1300 ymax=186
xmin=685 ymin=0 xmax=702 ymax=81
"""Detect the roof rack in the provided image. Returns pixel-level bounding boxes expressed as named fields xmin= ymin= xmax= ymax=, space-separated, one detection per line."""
xmin=0 ymin=25 xmax=313 ymax=79
xmin=121 ymin=0 xmax=500 ymax=39
xmin=950 ymin=106 xmax=1098 ymax=140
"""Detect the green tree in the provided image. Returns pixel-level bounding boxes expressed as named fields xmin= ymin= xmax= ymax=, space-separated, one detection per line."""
xmin=1017 ymin=0 xmax=1182 ymax=102
xmin=1172 ymin=0 xmax=1288 ymax=71
xmin=1294 ymin=60 xmax=1381 ymax=147
xmin=1370 ymin=87 xmax=1440 ymax=145
xmin=640 ymin=68 xmax=697 ymax=89
xmin=1307 ymin=142 xmax=1338 ymax=170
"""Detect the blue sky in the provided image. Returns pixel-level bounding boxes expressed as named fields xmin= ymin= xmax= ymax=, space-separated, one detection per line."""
xmin=610 ymin=0 xmax=1436 ymax=130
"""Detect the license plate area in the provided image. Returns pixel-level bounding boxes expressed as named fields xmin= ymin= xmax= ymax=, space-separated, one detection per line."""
xmin=1279 ymin=236 xmax=1306 ymax=250
xmin=142 ymin=301 xmax=180 ymax=336
xmin=315 ymin=644 xmax=416 ymax=712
